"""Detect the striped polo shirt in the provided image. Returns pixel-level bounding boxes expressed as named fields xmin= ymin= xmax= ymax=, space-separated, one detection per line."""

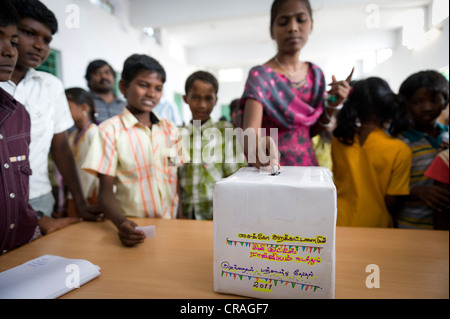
xmin=398 ymin=123 xmax=449 ymax=229
xmin=82 ymin=108 xmax=183 ymax=219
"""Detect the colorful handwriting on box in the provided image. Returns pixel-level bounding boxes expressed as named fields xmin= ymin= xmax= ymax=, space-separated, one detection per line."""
xmin=221 ymin=233 xmax=327 ymax=294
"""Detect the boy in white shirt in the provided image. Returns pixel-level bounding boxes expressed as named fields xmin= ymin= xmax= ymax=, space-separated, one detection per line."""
xmin=0 ymin=0 xmax=102 ymax=221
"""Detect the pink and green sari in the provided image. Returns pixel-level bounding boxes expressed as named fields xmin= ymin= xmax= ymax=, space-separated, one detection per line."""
xmin=239 ymin=63 xmax=326 ymax=166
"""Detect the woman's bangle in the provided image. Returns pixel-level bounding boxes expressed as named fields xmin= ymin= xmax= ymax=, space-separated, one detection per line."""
xmin=318 ymin=119 xmax=333 ymax=128
xmin=323 ymin=108 xmax=333 ymax=121
xmin=325 ymin=95 xmax=344 ymax=111
xmin=328 ymin=104 xmax=343 ymax=111
xmin=320 ymin=104 xmax=335 ymax=127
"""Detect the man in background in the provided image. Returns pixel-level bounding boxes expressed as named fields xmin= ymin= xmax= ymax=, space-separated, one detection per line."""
xmin=85 ymin=59 xmax=126 ymax=123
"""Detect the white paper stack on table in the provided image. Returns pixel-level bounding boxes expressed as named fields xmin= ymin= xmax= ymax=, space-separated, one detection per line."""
xmin=0 ymin=255 xmax=101 ymax=299
xmin=213 ymin=166 xmax=337 ymax=299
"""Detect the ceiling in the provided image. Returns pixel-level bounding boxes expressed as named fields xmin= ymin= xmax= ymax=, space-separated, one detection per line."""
xmin=128 ymin=0 xmax=435 ymax=72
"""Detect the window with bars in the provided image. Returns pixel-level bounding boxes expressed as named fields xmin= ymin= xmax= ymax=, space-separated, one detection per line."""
xmin=221 ymin=104 xmax=231 ymax=122
xmin=174 ymin=93 xmax=184 ymax=122
xmin=36 ymin=49 xmax=61 ymax=78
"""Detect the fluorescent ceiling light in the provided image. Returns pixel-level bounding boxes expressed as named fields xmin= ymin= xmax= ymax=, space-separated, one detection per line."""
xmin=219 ymin=68 xmax=243 ymax=83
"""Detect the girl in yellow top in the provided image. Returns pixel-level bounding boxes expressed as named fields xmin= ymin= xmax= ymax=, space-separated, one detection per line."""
xmin=331 ymin=78 xmax=412 ymax=228
xmin=65 ymin=88 xmax=99 ymax=217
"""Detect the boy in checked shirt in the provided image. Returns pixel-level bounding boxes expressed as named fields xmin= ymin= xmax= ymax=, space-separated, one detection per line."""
xmin=178 ymin=71 xmax=246 ymax=220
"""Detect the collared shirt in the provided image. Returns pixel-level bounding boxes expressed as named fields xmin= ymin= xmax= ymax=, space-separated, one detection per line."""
xmin=0 ymin=69 xmax=74 ymax=200
xmin=178 ymin=118 xmax=247 ymax=220
xmin=90 ymin=92 xmax=126 ymax=123
xmin=398 ymin=124 xmax=449 ymax=229
xmin=0 ymin=88 xmax=39 ymax=255
xmin=82 ymin=108 xmax=183 ymax=219
xmin=332 ymin=128 xmax=412 ymax=228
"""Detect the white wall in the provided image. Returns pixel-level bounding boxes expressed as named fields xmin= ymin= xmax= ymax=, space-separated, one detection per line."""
xmin=369 ymin=17 xmax=449 ymax=92
xmin=212 ymin=17 xmax=450 ymax=115
xmin=41 ymin=0 xmax=196 ymax=123
xmin=129 ymin=0 xmax=273 ymax=28
xmin=39 ymin=1 xmax=449 ymax=124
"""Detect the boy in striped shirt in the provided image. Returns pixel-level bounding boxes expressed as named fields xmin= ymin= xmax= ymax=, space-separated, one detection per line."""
xmin=83 ymin=55 xmax=184 ymax=246
xmin=398 ymin=70 xmax=449 ymax=229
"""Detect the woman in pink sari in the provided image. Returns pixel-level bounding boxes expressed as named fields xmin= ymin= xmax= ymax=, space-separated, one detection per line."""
xmin=240 ymin=0 xmax=353 ymax=168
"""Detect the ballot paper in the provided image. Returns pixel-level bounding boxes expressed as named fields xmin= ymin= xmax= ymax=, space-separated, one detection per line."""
xmin=213 ymin=167 xmax=337 ymax=299
xmin=0 ymin=255 xmax=101 ymax=299
xmin=136 ymin=225 xmax=156 ymax=238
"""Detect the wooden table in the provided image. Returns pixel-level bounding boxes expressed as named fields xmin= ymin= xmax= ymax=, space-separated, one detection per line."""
xmin=0 ymin=219 xmax=448 ymax=299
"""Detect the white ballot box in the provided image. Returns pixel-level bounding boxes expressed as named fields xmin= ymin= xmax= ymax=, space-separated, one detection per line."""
xmin=213 ymin=166 xmax=337 ymax=299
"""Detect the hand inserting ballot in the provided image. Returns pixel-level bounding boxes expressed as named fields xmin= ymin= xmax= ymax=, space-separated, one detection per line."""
xmin=271 ymin=165 xmax=280 ymax=176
